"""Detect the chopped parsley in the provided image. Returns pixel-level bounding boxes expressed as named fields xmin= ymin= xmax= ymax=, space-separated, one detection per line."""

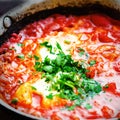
xmin=66 ymin=105 xmax=76 ymax=111
xmin=89 ymin=60 xmax=96 ymax=66
xmin=43 ymin=65 xmax=53 ymax=73
xmin=34 ymin=62 xmax=41 ymax=72
xmin=31 ymin=86 xmax=37 ymax=90
xmin=34 ymin=55 xmax=39 ymax=60
xmin=17 ymin=43 xmax=24 ymax=47
xmin=46 ymin=93 xmax=53 ymax=99
xmin=11 ymin=98 xmax=18 ymax=105
xmin=79 ymin=48 xmax=85 ymax=56
xmin=34 ymin=42 xmax=102 ymax=110
xmin=84 ymin=103 xmax=92 ymax=109
xmin=56 ymin=42 xmax=62 ymax=51
xmin=17 ymin=54 xmax=25 ymax=59
xmin=40 ymin=41 xmax=53 ymax=53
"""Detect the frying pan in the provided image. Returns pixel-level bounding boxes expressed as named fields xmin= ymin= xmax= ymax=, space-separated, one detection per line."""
xmin=0 ymin=0 xmax=120 ymax=119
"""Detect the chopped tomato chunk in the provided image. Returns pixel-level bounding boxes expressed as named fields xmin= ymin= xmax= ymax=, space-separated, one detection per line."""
xmin=114 ymin=60 xmax=120 ymax=73
xmin=51 ymin=112 xmax=62 ymax=120
xmin=103 ymin=82 xmax=120 ymax=96
xmin=103 ymin=82 xmax=116 ymax=93
xmin=90 ymin=14 xmax=111 ymax=27
xmin=98 ymin=32 xmax=113 ymax=43
xmin=9 ymin=33 xmax=22 ymax=43
xmin=101 ymin=106 xmax=114 ymax=118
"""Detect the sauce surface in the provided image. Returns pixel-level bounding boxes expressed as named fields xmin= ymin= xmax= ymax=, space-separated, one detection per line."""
xmin=0 ymin=13 xmax=120 ymax=120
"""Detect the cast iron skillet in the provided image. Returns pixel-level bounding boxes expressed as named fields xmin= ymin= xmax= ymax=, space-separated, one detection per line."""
xmin=0 ymin=0 xmax=120 ymax=119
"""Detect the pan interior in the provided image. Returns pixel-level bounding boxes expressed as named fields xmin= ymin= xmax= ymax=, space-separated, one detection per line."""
xmin=0 ymin=3 xmax=120 ymax=46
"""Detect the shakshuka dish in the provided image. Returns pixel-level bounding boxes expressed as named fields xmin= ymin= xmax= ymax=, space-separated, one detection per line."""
xmin=0 ymin=13 xmax=120 ymax=119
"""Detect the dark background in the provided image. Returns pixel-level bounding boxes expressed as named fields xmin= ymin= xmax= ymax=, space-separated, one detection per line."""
xmin=0 ymin=1 xmax=34 ymax=120
xmin=0 ymin=0 xmax=24 ymax=16
xmin=0 ymin=105 xmax=34 ymax=120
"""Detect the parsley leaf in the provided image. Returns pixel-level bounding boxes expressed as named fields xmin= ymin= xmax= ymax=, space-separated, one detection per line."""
xmin=66 ymin=105 xmax=76 ymax=111
xmin=31 ymin=86 xmax=37 ymax=90
xmin=43 ymin=65 xmax=53 ymax=73
xmin=89 ymin=60 xmax=96 ymax=66
xmin=81 ymin=79 xmax=102 ymax=93
xmin=85 ymin=103 xmax=92 ymax=109
xmin=17 ymin=54 xmax=25 ymax=59
xmin=56 ymin=42 xmax=62 ymax=51
xmin=79 ymin=48 xmax=85 ymax=56
xmin=34 ymin=62 xmax=41 ymax=72
xmin=11 ymin=98 xmax=18 ymax=105
xmin=40 ymin=41 xmax=53 ymax=53
xmin=17 ymin=43 xmax=24 ymax=47
xmin=34 ymin=55 xmax=39 ymax=60
xmin=46 ymin=93 xmax=53 ymax=99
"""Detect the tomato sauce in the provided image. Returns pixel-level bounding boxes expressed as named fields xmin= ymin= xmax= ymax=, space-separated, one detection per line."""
xmin=0 ymin=13 xmax=120 ymax=119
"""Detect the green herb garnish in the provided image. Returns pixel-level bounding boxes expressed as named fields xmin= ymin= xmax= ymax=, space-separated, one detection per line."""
xmin=34 ymin=61 xmax=41 ymax=72
xmin=43 ymin=65 xmax=53 ymax=73
xmin=34 ymin=42 xmax=102 ymax=110
xmin=17 ymin=54 xmax=25 ymax=59
xmin=89 ymin=60 xmax=96 ymax=66
xmin=11 ymin=98 xmax=18 ymax=105
xmin=56 ymin=42 xmax=62 ymax=51
xmin=34 ymin=55 xmax=39 ymax=60
xmin=17 ymin=43 xmax=24 ymax=47
xmin=40 ymin=41 xmax=53 ymax=53
xmin=84 ymin=103 xmax=92 ymax=109
xmin=66 ymin=105 xmax=76 ymax=111
xmin=31 ymin=86 xmax=37 ymax=90
xmin=79 ymin=48 xmax=85 ymax=56
xmin=46 ymin=93 xmax=53 ymax=99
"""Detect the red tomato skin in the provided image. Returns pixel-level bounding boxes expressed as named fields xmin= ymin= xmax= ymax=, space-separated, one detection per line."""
xmin=103 ymin=82 xmax=116 ymax=93
xmin=98 ymin=32 xmax=113 ymax=43
xmin=91 ymin=34 xmax=98 ymax=41
xmin=9 ymin=33 xmax=22 ymax=43
xmin=51 ymin=112 xmax=62 ymax=120
xmin=114 ymin=60 xmax=120 ymax=73
xmin=90 ymin=14 xmax=111 ymax=27
xmin=53 ymin=14 xmax=67 ymax=28
xmin=101 ymin=106 xmax=114 ymax=118
xmin=103 ymin=82 xmax=120 ymax=96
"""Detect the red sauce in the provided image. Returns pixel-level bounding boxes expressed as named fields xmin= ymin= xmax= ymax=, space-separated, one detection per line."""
xmin=0 ymin=13 xmax=120 ymax=119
